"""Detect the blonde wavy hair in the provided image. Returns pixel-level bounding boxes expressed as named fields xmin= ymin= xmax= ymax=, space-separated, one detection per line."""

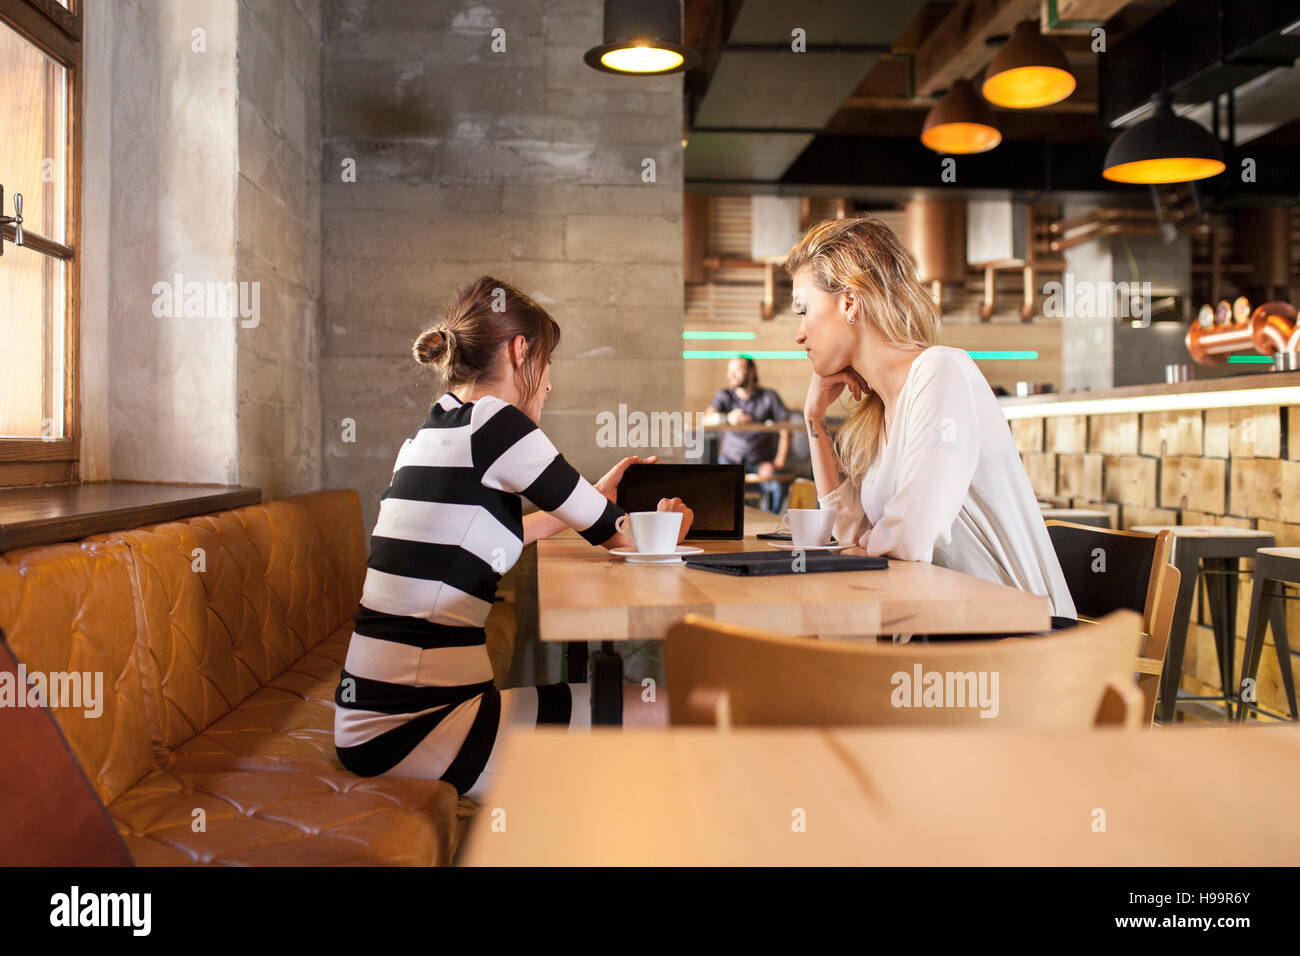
xmin=784 ymin=217 xmax=941 ymax=485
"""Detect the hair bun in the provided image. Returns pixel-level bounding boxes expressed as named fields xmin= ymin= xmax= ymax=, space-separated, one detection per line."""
xmin=413 ymin=325 xmax=456 ymax=367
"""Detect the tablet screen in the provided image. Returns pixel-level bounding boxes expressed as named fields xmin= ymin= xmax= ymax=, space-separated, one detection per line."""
xmin=615 ymin=464 xmax=745 ymax=540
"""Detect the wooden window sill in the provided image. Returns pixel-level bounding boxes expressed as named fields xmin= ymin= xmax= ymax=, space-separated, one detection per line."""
xmin=0 ymin=482 xmax=262 ymax=552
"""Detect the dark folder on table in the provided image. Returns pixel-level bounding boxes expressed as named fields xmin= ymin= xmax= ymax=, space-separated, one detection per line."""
xmin=684 ymin=550 xmax=888 ymax=576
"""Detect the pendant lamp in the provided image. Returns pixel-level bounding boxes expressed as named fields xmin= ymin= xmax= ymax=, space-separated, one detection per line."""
xmin=921 ymin=79 xmax=1001 ymax=154
xmin=583 ymin=0 xmax=699 ymax=75
xmin=981 ymin=20 xmax=1076 ymax=109
xmin=1102 ymin=92 xmax=1225 ymax=184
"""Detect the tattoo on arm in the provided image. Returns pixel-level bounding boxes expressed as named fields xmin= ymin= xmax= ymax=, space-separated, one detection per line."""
xmin=807 ymin=418 xmax=823 ymax=439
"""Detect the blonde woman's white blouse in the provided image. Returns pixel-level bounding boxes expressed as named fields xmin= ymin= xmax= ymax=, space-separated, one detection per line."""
xmin=818 ymin=345 xmax=1076 ymax=619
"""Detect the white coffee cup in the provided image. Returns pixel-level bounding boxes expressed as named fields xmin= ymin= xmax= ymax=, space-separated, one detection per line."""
xmin=779 ymin=508 xmax=837 ymax=548
xmin=629 ymin=511 xmax=682 ymax=554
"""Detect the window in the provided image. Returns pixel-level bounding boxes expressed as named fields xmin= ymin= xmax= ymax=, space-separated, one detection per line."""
xmin=0 ymin=0 xmax=80 ymax=486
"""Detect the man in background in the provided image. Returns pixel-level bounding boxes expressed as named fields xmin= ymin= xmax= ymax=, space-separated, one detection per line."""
xmin=703 ymin=356 xmax=792 ymax=514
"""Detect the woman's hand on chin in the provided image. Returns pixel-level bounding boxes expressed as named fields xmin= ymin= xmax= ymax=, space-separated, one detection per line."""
xmin=805 ymin=366 xmax=868 ymax=417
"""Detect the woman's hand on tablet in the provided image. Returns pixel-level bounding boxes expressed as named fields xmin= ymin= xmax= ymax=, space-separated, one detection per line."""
xmin=657 ymin=496 xmax=695 ymax=544
xmin=595 ymin=454 xmax=659 ymax=503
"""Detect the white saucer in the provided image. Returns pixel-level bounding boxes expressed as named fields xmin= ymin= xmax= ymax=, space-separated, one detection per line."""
xmin=610 ymin=545 xmax=704 ymax=564
xmin=767 ymin=541 xmax=848 ymax=551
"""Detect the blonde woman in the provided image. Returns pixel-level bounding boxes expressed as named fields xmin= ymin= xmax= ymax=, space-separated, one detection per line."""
xmin=788 ymin=218 xmax=1077 ymax=627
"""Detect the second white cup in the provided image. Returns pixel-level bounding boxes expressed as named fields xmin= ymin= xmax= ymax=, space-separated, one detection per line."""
xmin=629 ymin=510 xmax=683 ymax=554
xmin=779 ymin=508 xmax=837 ymax=548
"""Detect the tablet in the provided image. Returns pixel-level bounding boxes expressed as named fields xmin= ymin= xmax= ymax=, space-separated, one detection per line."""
xmin=615 ymin=463 xmax=745 ymax=540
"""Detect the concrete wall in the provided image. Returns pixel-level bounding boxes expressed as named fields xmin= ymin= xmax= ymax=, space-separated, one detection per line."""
xmin=235 ymin=0 xmax=323 ymax=498
xmin=79 ymin=0 xmax=116 ymax=481
xmin=320 ymin=0 xmax=685 ymax=537
xmin=81 ymin=0 xmax=324 ymax=493
xmin=96 ymin=0 xmax=241 ymax=484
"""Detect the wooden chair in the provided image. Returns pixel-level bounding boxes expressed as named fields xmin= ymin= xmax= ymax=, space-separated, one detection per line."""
xmin=787 ymin=477 xmax=819 ymax=511
xmin=1045 ymin=521 xmax=1179 ymax=725
xmin=665 ymin=609 xmax=1146 ymax=730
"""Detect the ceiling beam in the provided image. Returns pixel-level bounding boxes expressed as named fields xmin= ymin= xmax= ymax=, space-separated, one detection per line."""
xmin=1040 ymin=0 xmax=1130 ymax=36
xmin=893 ymin=2 xmax=963 ymax=53
xmin=913 ymin=0 xmax=1041 ymax=96
xmin=770 ymin=134 xmax=1300 ymax=202
xmin=826 ymin=104 xmax=1103 ymax=141
xmin=719 ymin=42 xmax=895 ymax=53
xmin=841 ymin=95 xmax=1097 ymax=114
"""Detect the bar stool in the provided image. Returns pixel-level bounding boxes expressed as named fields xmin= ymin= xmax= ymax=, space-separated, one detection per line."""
xmin=1130 ymin=524 xmax=1275 ymax=723
xmin=1040 ymin=507 xmax=1112 ymax=528
xmin=1236 ymin=547 xmax=1300 ymax=722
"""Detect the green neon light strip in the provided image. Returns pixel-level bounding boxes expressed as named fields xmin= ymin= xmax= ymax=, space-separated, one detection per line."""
xmin=682 ymin=330 xmax=757 ymax=340
xmin=1227 ymin=355 xmax=1275 ymax=364
xmin=682 ymin=349 xmax=1041 ymax=360
xmin=682 ymin=350 xmax=809 ymax=359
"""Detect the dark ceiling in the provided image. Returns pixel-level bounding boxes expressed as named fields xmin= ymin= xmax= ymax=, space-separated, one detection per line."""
xmin=681 ymin=0 xmax=1300 ymax=204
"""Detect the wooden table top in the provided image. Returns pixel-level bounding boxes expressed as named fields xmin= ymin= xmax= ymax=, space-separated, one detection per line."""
xmin=459 ymin=725 xmax=1300 ymax=866
xmin=536 ymin=507 xmax=1051 ymax=640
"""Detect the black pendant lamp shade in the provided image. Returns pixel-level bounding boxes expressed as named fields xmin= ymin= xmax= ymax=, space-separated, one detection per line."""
xmin=921 ymin=79 xmax=1002 ymax=154
xmin=1103 ymin=93 xmax=1226 ymax=184
xmin=583 ymin=0 xmax=699 ymax=75
xmin=981 ymin=19 xmax=1076 ymax=109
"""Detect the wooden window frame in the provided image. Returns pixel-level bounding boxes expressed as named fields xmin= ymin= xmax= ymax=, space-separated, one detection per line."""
xmin=0 ymin=0 xmax=81 ymax=487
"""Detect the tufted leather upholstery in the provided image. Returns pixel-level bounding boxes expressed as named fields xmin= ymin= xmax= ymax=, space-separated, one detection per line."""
xmin=0 ymin=540 xmax=156 ymax=807
xmin=0 ymin=489 xmax=486 ymax=865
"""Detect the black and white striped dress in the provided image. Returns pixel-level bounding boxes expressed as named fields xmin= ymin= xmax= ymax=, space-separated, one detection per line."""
xmin=334 ymin=391 xmax=624 ymax=799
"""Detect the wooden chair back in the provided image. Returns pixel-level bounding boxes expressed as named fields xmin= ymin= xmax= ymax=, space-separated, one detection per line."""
xmin=786 ymin=477 xmax=819 ymax=511
xmin=665 ymin=609 xmax=1145 ymax=730
xmin=1045 ymin=521 xmax=1177 ymax=724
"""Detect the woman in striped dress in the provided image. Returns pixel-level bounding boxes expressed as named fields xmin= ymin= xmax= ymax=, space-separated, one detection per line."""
xmin=334 ymin=276 xmax=692 ymax=801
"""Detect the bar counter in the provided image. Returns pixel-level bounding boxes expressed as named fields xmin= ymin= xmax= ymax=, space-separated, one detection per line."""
xmin=1000 ymin=368 xmax=1299 ymax=719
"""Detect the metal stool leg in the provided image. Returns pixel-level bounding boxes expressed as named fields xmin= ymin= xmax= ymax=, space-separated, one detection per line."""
xmin=1238 ymin=569 xmax=1272 ymax=723
xmin=1271 ymin=590 xmax=1298 ymax=720
xmin=1158 ymin=551 xmax=1200 ymax=723
xmin=1204 ymin=557 xmax=1239 ymax=720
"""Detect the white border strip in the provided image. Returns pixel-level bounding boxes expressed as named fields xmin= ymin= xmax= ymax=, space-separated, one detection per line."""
xmin=1001 ymin=386 xmax=1300 ymax=419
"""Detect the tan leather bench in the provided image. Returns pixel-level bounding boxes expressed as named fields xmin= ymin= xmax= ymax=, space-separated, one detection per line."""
xmin=0 ymin=489 xmax=508 ymax=865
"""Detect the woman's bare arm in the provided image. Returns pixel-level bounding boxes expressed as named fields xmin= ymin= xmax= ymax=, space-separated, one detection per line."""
xmin=521 ymin=510 xmax=567 ymax=547
xmin=805 ymin=412 xmax=842 ymax=499
xmin=803 ymin=368 xmax=864 ymax=499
